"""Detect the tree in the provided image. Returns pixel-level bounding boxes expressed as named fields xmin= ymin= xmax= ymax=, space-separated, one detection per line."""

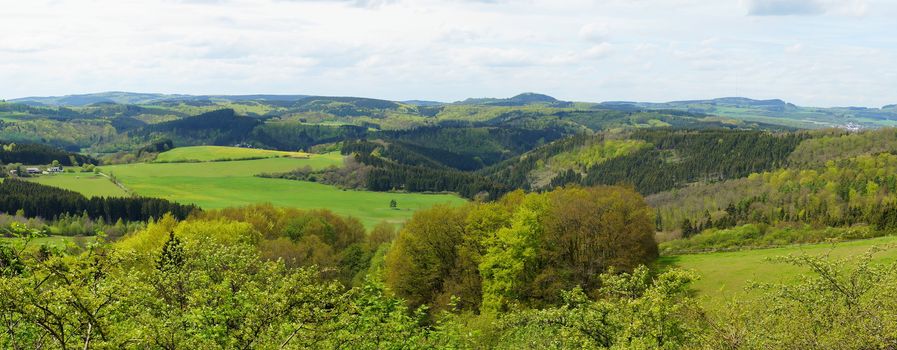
xmin=492 ymin=266 xmax=700 ymax=349
xmin=389 ymin=199 xmax=398 ymax=209
xmin=156 ymin=231 xmax=184 ymax=272
xmin=479 ymin=196 xmax=546 ymax=313
xmin=384 ymin=205 xmax=467 ymax=309
xmin=681 ymin=219 xmax=696 ymax=238
xmin=535 ymin=186 xmax=658 ymax=304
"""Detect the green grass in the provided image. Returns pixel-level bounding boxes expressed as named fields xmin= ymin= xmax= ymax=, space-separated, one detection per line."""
xmin=155 ymin=146 xmax=312 ymax=163
xmin=27 ymin=173 xmax=129 ymax=197
xmin=106 ymin=155 xmax=342 ymax=178
xmin=660 ymin=236 xmax=897 ymax=310
xmin=92 ymin=155 xmax=465 ymax=228
xmin=0 ymin=235 xmax=97 ymax=249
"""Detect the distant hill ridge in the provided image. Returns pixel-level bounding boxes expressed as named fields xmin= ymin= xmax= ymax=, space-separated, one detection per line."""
xmin=7 ymin=92 xmax=897 ymax=130
xmin=11 ymin=91 xmax=889 ymax=110
xmin=9 ymin=92 xmax=311 ymax=106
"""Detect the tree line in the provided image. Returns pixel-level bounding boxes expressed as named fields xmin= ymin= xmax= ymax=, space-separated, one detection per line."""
xmin=0 ymin=179 xmax=196 ymax=223
xmin=0 ymin=141 xmax=98 ymax=166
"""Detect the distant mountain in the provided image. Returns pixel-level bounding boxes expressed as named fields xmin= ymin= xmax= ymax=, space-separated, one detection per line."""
xmin=402 ymin=100 xmax=445 ymax=106
xmin=10 ymin=92 xmax=186 ymax=106
xmin=601 ymin=97 xmax=897 ymax=129
xmin=602 ymin=97 xmax=796 ymax=110
xmin=458 ymin=93 xmax=571 ymax=107
xmin=9 ymin=92 xmax=897 ymax=130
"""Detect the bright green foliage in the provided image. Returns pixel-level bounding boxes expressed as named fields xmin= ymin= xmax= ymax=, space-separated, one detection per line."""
xmin=384 ymin=205 xmax=468 ymax=308
xmin=479 ymin=197 xmax=547 ymax=313
xmin=491 ymin=266 xmax=700 ymax=349
xmin=788 ymin=128 xmax=897 ymax=167
xmin=547 ymin=139 xmax=649 ymax=172
xmin=0 ymin=214 xmax=467 ymax=349
xmin=4 ymin=190 xmax=897 ymax=348
xmin=386 ymin=186 xmax=658 ymax=313
xmin=652 ymin=152 xmax=897 ymax=241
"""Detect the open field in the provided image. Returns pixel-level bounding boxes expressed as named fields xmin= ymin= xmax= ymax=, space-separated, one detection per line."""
xmin=0 ymin=235 xmax=97 ymax=249
xmin=104 ymin=154 xmax=342 ymax=178
xmin=154 ymin=146 xmax=312 ymax=163
xmin=660 ymin=235 xmax=897 ymax=310
xmin=27 ymin=172 xmax=129 ymax=197
xmin=92 ymin=155 xmax=466 ymax=228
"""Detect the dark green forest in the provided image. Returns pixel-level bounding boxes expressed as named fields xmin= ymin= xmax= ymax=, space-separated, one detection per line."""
xmin=0 ymin=179 xmax=196 ymax=222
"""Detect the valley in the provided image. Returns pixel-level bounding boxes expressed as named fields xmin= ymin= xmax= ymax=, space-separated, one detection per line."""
xmin=3 ymin=93 xmax=897 ymax=349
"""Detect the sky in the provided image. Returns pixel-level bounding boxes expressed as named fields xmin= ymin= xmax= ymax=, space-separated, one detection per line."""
xmin=0 ymin=0 xmax=894 ymax=107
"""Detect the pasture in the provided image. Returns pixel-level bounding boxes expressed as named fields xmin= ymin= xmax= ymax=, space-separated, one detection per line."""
xmin=28 ymin=172 xmax=129 ymax=197
xmin=661 ymin=235 xmax=897 ymax=310
xmin=0 ymin=235 xmax=97 ymax=249
xmin=93 ymin=152 xmax=465 ymax=228
xmin=154 ymin=145 xmax=312 ymax=163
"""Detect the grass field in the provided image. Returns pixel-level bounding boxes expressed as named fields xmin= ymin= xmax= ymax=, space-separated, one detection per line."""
xmin=28 ymin=173 xmax=129 ymax=197
xmin=0 ymin=235 xmax=97 ymax=249
xmin=660 ymin=236 xmax=897 ymax=310
xmin=154 ymin=146 xmax=311 ymax=163
xmin=91 ymin=153 xmax=465 ymax=228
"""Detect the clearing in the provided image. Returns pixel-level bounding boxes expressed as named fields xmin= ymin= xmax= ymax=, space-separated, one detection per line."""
xmin=154 ymin=145 xmax=311 ymax=163
xmin=95 ymin=152 xmax=465 ymax=228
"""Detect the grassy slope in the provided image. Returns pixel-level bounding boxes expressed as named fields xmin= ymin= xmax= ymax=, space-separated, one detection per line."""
xmin=155 ymin=146 xmax=311 ymax=163
xmin=27 ymin=173 xmax=129 ymax=197
xmin=99 ymin=154 xmax=465 ymax=228
xmin=661 ymin=236 xmax=897 ymax=310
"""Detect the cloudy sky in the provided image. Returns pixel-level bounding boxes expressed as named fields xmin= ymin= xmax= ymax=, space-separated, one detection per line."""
xmin=0 ymin=0 xmax=894 ymax=107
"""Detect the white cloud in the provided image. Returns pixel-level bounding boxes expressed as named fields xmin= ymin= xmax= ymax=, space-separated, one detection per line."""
xmin=582 ymin=43 xmax=613 ymax=60
xmin=579 ymin=22 xmax=610 ymax=43
xmin=0 ymin=0 xmax=893 ymax=107
xmin=785 ymin=43 xmax=803 ymax=53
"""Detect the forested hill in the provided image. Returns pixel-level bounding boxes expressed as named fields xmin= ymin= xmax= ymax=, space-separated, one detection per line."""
xmin=0 ymin=141 xmax=98 ymax=166
xmin=3 ymin=92 xmax=786 ymax=153
xmin=476 ymin=129 xmax=804 ymax=194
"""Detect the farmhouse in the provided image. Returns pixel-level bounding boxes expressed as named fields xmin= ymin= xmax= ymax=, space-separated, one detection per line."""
xmin=48 ymin=166 xmax=63 ymax=173
xmin=26 ymin=167 xmax=41 ymax=174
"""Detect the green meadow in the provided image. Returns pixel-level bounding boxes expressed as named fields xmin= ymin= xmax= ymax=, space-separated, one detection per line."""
xmin=0 ymin=235 xmax=96 ymax=249
xmin=28 ymin=173 xmax=128 ymax=197
xmin=660 ymin=235 xmax=897 ymax=310
xmin=87 ymin=148 xmax=466 ymax=227
xmin=154 ymin=145 xmax=311 ymax=163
